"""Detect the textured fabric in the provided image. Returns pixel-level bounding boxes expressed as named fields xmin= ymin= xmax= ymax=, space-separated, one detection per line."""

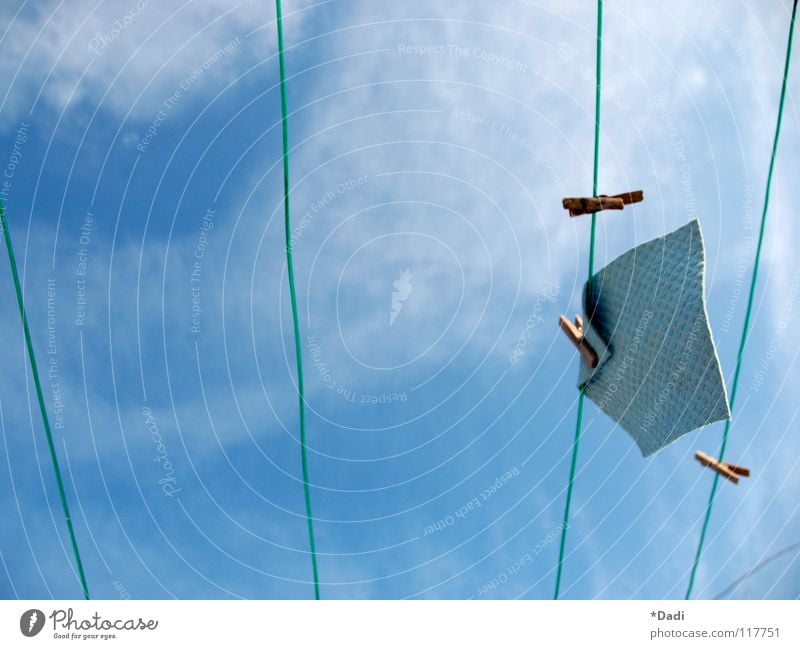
xmin=577 ymin=219 xmax=730 ymax=457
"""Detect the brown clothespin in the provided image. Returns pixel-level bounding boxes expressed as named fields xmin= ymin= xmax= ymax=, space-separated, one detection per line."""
xmin=559 ymin=314 xmax=598 ymax=368
xmin=694 ymin=450 xmax=751 ymax=485
xmin=562 ymin=190 xmax=644 ymax=217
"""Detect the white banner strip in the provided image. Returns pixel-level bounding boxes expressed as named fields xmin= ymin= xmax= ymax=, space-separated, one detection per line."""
xmin=1 ymin=600 xmax=798 ymax=648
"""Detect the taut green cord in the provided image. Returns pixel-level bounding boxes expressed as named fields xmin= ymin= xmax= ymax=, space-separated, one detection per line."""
xmin=274 ymin=0 xmax=321 ymax=600
xmin=685 ymin=0 xmax=798 ymax=600
xmin=0 ymin=199 xmax=90 ymax=599
xmin=554 ymin=0 xmax=603 ymax=600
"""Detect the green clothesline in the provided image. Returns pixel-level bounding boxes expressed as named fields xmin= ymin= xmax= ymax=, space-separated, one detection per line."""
xmin=554 ymin=0 xmax=603 ymax=600
xmin=274 ymin=0 xmax=321 ymax=600
xmin=685 ymin=0 xmax=798 ymax=600
xmin=0 ymin=198 xmax=90 ymax=599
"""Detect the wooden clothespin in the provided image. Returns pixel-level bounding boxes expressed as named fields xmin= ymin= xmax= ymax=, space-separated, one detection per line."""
xmin=562 ymin=190 xmax=644 ymax=217
xmin=694 ymin=450 xmax=751 ymax=485
xmin=559 ymin=314 xmax=598 ymax=368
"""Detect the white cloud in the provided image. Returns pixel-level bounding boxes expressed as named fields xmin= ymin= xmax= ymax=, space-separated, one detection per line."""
xmin=0 ymin=0 xmax=326 ymax=129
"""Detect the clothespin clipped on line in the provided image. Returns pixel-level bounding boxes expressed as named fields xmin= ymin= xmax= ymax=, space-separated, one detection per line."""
xmin=562 ymin=190 xmax=644 ymax=217
xmin=694 ymin=450 xmax=751 ymax=485
xmin=558 ymin=314 xmax=598 ymax=368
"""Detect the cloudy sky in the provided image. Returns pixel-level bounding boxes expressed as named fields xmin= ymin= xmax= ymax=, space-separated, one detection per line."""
xmin=0 ymin=0 xmax=798 ymax=600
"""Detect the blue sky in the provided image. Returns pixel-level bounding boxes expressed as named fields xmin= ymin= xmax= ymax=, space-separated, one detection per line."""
xmin=0 ymin=0 xmax=799 ymax=600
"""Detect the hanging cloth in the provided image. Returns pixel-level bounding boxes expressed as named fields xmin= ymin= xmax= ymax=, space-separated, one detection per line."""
xmin=577 ymin=219 xmax=730 ymax=456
